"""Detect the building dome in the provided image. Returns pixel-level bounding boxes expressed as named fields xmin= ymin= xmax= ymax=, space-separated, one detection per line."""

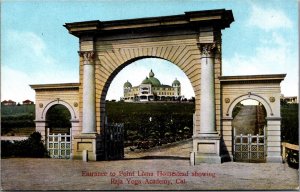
xmin=142 ymin=77 xmax=152 ymax=84
xmin=172 ymin=78 xmax=181 ymax=86
xmin=148 ymin=70 xmax=161 ymax=87
xmin=148 ymin=77 xmax=161 ymax=87
xmin=124 ymin=80 xmax=132 ymax=88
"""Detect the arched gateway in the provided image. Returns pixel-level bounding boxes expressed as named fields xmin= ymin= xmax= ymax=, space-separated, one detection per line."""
xmin=31 ymin=9 xmax=285 ymax=164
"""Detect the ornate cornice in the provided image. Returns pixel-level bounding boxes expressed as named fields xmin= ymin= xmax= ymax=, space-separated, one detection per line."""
xmin=219 ymin=74 xmax=286 ymax=84
xmin=30 ymin=83 xmax=80 ymax=90
xmin=64 ymin=9 xmax=234 ymax=38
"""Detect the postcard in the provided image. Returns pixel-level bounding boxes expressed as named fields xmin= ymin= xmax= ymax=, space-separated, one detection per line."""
xmin=1 ymin=0 xmax=299 ymax=191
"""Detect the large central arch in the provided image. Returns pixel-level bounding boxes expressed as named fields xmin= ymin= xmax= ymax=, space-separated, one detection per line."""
xmin=64 ymin=9 xmax=234 ymax=163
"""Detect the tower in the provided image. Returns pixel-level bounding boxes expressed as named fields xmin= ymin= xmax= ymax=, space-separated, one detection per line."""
xmin=172 ymin=78 xmax=181 ymax=97
xmin=123 ymin=80 xmax=132 ymax=99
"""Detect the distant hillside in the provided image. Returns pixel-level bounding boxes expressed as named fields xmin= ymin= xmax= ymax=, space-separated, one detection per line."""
xmin=1 ymin=104 xmax=35 ymax=135
xmin=1 ymin=104 xmax=35 ymax=117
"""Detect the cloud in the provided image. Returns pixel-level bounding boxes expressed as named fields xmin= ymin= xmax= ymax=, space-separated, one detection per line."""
xmin=2 ymin=30 xmax=78 ymax=103
xmin=224 ymin=32 xmax=294 ymax=74
xmin=247 ymin=4 xmax=292 ymax=31
xmin=223 ymin=32 xmax=298 ymax=97
xmin=1 ymin=65 xmax=78 ymax=103
xmin=4 ymin=30 xmax=57 ymax=71
xmin=1 ymin=66 xmax=35 ymax=103
xmin=3 ymin=30 xmax=193 ymax=102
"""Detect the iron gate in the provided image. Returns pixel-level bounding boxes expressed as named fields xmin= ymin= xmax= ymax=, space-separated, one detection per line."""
xmin=97 ymin=123 xmax=124 ymax=160
xmin=47 ymin=128 xmax=71 ymax=159
xmin=233 ymin=127 xmax=266 ymax=162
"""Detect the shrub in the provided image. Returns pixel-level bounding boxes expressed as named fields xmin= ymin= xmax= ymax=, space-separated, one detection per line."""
xmin=1 ymin=141 xmax=14 ymax=157
xmin=1 ymin=132 xmax=48 ymax=158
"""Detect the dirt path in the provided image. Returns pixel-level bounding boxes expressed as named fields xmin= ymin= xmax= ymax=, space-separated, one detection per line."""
xmin=1 ymin=141 xmax=299 ymax=191
xmin=233 ymin=105 xmax=257 ymax=135
xmin=124 ymin=139 xmax=192 ymax=159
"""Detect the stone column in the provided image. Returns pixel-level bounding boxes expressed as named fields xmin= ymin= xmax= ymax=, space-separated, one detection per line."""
xmin=80 ymin=51 xmax=96 ymax=134
xmin=199 ymin=43 xmax=217 ymax=136
xmin=191 ymin=43 xmax=221 ymax=164
xmin=72 ymin=51 xmax=97 ymax=161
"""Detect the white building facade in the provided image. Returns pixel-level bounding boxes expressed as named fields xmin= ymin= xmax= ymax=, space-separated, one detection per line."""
xmin=123 ymin=70 xmax=181 ymax=102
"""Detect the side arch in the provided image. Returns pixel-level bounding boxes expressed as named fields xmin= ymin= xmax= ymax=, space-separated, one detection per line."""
xmin=226 ymin=93 xmax=274 ymax=118
xmin=41 ymin=99 xmax=78 ymax=120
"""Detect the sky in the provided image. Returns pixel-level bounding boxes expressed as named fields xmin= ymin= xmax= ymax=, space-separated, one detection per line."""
xmin=1 ymin=0 xmax=298 ymax=103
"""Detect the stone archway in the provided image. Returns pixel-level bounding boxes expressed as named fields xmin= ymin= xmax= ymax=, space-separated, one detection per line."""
xmin=231 ymin=98 xmax=267 ymax=136
xmin=29 ymin=9 xmax=288 ymax=164
xmin=98 ymin=56 xmax=199 ymax=129
xmin=65 ymin=9 xmax=234 ymax=163
xmin=227 ymin=93 xmax=273 ymax=118
xmin=42 ymin=99 xmax=77 ymax=121
xmin=30 ymin=83 xmax=80 ymax=158
xmin=220 ymin=74 xmax=286 ymax=163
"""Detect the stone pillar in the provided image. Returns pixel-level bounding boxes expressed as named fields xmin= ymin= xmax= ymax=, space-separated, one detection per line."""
xmin=191 ymin=43 xmax=221 ymax=164
xmin=80 ymin=51 xmax=96 ymax=134
xmin=199 ymin=43 xmax=217 ymax=136
xmin=72 ymin=51 xmax=97 ymax=161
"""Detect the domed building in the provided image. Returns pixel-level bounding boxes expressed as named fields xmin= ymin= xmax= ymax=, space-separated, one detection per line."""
xmin=123 ymin=70 xmax=181 ymax=102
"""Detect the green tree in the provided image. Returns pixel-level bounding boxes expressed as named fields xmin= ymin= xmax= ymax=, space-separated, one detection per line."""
xmin=281 ymin=103 xmax=298 ymax=144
